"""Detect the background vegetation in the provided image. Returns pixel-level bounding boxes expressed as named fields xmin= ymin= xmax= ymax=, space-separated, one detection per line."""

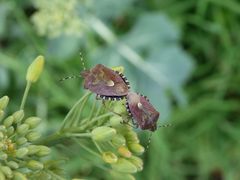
xmin=0 ymin=0 xmax=240 ymax=179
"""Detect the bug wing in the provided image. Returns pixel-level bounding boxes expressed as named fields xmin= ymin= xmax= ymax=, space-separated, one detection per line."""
xmin=82 ymin=64 xmax=129 ymax=97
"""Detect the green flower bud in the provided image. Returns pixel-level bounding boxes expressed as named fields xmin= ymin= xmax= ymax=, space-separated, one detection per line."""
xmin=109 ymin=116 xmax=122 ymax=127
xmin=129 ymin=156 xmax=143 ymax=172
xmin=13 ymin=172 xmax=27 ymax=180
xmin=3 ymin=116 xmax=14 ymax=127
xmin=26 ymin=131 xmax=41 ymax=141
xmin=118 ymin=146 xmax=132 ymax=158
xmin=36 ymin=145 xmax=51 ymax=156
xmin=128 ymin=143 xmax=145 ymax=155
xmin=111 ymin=134 xmax=126 ymax=147
xmin=0 ymin=152 xmax=8 ymax=160
xmin=0 ymin=171 xmax=5 ymax=180
xmin=13 ymin=110 xmax=24 ymax=123
xmin=0 ymin=132 xmax=4 ymax=140
xmin=27 ymin=160 xmax=44 ymax=170
xmin=0 ymin=125 xmax=6 ymax=133
xmin=125 ymin=131 xmax=139 ymax=144
xmin=111 ymin=158 xmax=137 ymax=174
xmin=17 ymin=124 xmax=29 ymax=135
xmin=6 ymin=126 xmax=15 ymax=136
xmin=0 ymin=96 xmax=9 ymax=110
xmin=24 ymin=117 xmax=41 ymax=128
xmin=27 ymin=145 xmax=40 ymax=155
xmin=102 ymin=152 xmax=118 ymax=164
xmin=0 ymin=110 xmax=4 ymax=120
xmin=1 ymin=166 xmax=13 ymax=178
xmin=110 ymin=171 xmax=135 ymax=180
xmin=0 ymin=142 xmax=4 ymax=149
xmin=111 ymin=66 xmax=124 ymax=73
xmin=26 ymin=55 xmax=44 ymax=83
xmin=91 ymin=126 xmax=116 ymax=142
xmin=6 ymin=161 xmax=19 ymax=169
xmin=16 ymin=137 xmax=27 ymax=145
xmin=16 ymin=147 xmax=29 ymax=158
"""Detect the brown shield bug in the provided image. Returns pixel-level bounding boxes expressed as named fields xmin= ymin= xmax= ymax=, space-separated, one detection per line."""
xmin=81 ymin=64 xmax=130 ymax=101
xmin=126 ymin=92 xmax=160 ymax=131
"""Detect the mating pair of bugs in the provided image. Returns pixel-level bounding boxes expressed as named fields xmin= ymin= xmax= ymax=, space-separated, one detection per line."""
xmin=62 ymin=61 xmax=160 ymax=132
xmin=81 ymin=64 xmax=159 ymax=131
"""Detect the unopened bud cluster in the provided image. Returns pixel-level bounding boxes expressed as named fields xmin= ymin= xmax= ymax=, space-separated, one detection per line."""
xmin=90 ymin=102 xmax=144 ymax=180
xmin=0 ymin=96 xmax=51 ymax=179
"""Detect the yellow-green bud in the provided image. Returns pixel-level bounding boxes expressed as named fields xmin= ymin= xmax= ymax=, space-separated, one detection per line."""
xmin=129 ymin=156 xmax=143 ymax=171
xmin=91 ymin=126 xmax=116 ymax=142
xmin=13 ymin=110 xmax=24 ymax=123
xmin=6 ymin=126 xmax=14 ymax=136
xmin=0 ymin=132 xmax=4 ymax=140
xmin=16 ymin=137 xmax=27 ymax=145
xmin=0 ymin=110 xmax=4 ymax=119
xmin=0 ymin=171 xmax=5 ymax=180
xmin=6 ymin=161 xmax=19 ymax=169
xmin=24 ymin=117 xmax=41 ymax=128
xmin=118 ymin=146 xmax=132 ymax=158
xmin=111 ymin=158 xmax=137 ymax=174
xmin=111 ymin=66 xmax=124 ymax=73
xmin=125 ymin=131 xmax=139 ymax=144
xmin=102 ymin=152 xmax=118 ymax=164
xmin=27 ymin=145 xmax=40 ymax=155
xmin=26 ymin=55 xmax=44 ymax=83
xmin=26 ymin=131 xmax=41 ymax=141
xmin=0 ymin=125 xmax=6 ymax=132
xmin=3 ymin=116 xmax=14 ymax=127
xmin=27 ymin=160 xmax=44 ymax=170
xmin=111 ymin=134 xmax=126 ymax=147
xmin=0 ymin=152 xmax=8 ymax=160
xmin=16 ymin=147 xmax=29 ymax=158
xmin=37 ymin=145 xmax=51 ymax=156
xmin=128 ymin=143 xmax=145 ymax=155
xmin=109 ymin=116 xmax=122 ymax=127
xmin=13 ymin=172 xmax=27 ymax=180
xmin=0 ymin=96 xmax=9 ymax=110
xmin=17 ymin=124 xmax=29 ymax=135
xmin=1 ymin=166 xmax=13 ymax=178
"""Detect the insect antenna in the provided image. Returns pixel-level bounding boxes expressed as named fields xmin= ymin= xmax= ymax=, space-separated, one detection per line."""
xmin=158 ymin=123 xmax=172 ymax=128
xmin=146 ymin=132 xmax=153 ymax=150
xmin=79 ymin=52 xmax=86 ymax=71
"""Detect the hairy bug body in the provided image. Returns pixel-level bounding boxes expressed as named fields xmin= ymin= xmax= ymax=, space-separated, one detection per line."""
xmin=126 ymin=92 xmax=160 ymax=131
xmin=81 ymin=64 xmax=130 ymax=100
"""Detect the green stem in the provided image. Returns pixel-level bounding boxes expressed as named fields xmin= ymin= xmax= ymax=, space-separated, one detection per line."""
xmin=20 ymin=81 xmax=31 ymax=110
xmin=65 ymin=132 xmax=92 ymax=138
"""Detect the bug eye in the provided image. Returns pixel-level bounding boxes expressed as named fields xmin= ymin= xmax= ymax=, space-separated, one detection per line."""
xmin=106 ymin=80 xmax=115 ymax=87
xmin=137 ymin=102 xmax=143 ymax=109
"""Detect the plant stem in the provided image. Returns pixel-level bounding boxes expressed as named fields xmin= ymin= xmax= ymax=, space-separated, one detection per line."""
xmin=20 ymin=81 xmax=31 ymax=110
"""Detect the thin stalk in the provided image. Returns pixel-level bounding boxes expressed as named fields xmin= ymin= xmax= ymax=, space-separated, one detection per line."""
xmin=72 ymin=95 xmax=89 ymax=126
xmin=93 ymin=140 xmax=103 ymax=153
xmin=65 ymin=132 xmax=92 ymax=138
xmin=20 ymin=81 xmax=31 ymax=110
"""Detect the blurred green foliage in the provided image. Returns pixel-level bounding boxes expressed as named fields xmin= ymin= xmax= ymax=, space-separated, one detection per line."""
xmin=0 ymin=0 xmax=240 ymax=179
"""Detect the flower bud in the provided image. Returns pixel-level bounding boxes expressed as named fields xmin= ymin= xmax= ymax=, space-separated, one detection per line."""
xmin=118 ymin=146 xmax=132 ymax=158
xmin=27 ymin=145 xmax=40 ymax=155
xmin=13 ymin=110 xmax=24 ymax=123
xmin=13 ymin=172 xmax=27 ymax=180
xmin=6 ymin=161 xmax=19 ymax=169
xmin=27 ymin=160 xmax=44 ymax=170
xmin=0 ymin=166 xmax=13 ymax=178
xmin=0 ymin=96 xmax=9 ymax=110
xmin=16 ymin=137 xmax=28 ymax=145
xmin=16 ymin=147 xmax=29 ymax=158
xmin=102 ymin=152 xmax=118 ymax=164
xmin=111 ymin=134 xmax=126 ymax=147
xmin=125 ymin=131 xmax=139 ymax=144
xmin=111 ymin=66 xmax=124 ymax=73
xmin=0 ymin=132 xmax=4 ymax=140
xmin=17 ymin=124 xmax=29 ymax=135
xmin=91 ymin=126 xmax=116 ymax=142
xmin=128 ymin=143 xmax=145 ymax=155
xmin=3 ymin=116 xmax=14 ymax=128
xmin=36 ymin=145 xmax=51 ymax=156
xmin=26 ymin=55 xmax=44 ymax=83
xmin=110 ymin=171 xmax=135 ymax=180
xmin=24 ymin=117 xmax=41 ymax=128
xmin=109 ymin=116 xmax=122 ymax=127
xmin=111 ymin=158 xmax=137 ymax=173
xmin=26 ymin=131 xmax=41 ymax=142
xmin=129 ymin=156 xmax=143 ymax=172
xmin=6 ymin=126 xmax=15 ymax=136
xmin=0 ymin=110 xmax=4 ymax=119
xmin=0 ymin=152 xmax=8 ymax=160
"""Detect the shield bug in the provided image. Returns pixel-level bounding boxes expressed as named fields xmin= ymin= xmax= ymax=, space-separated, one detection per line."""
xmin=126 ymin=92 xmax=160 ymax=131
xmin=81 ymin=64 xmax=130 ymax=101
